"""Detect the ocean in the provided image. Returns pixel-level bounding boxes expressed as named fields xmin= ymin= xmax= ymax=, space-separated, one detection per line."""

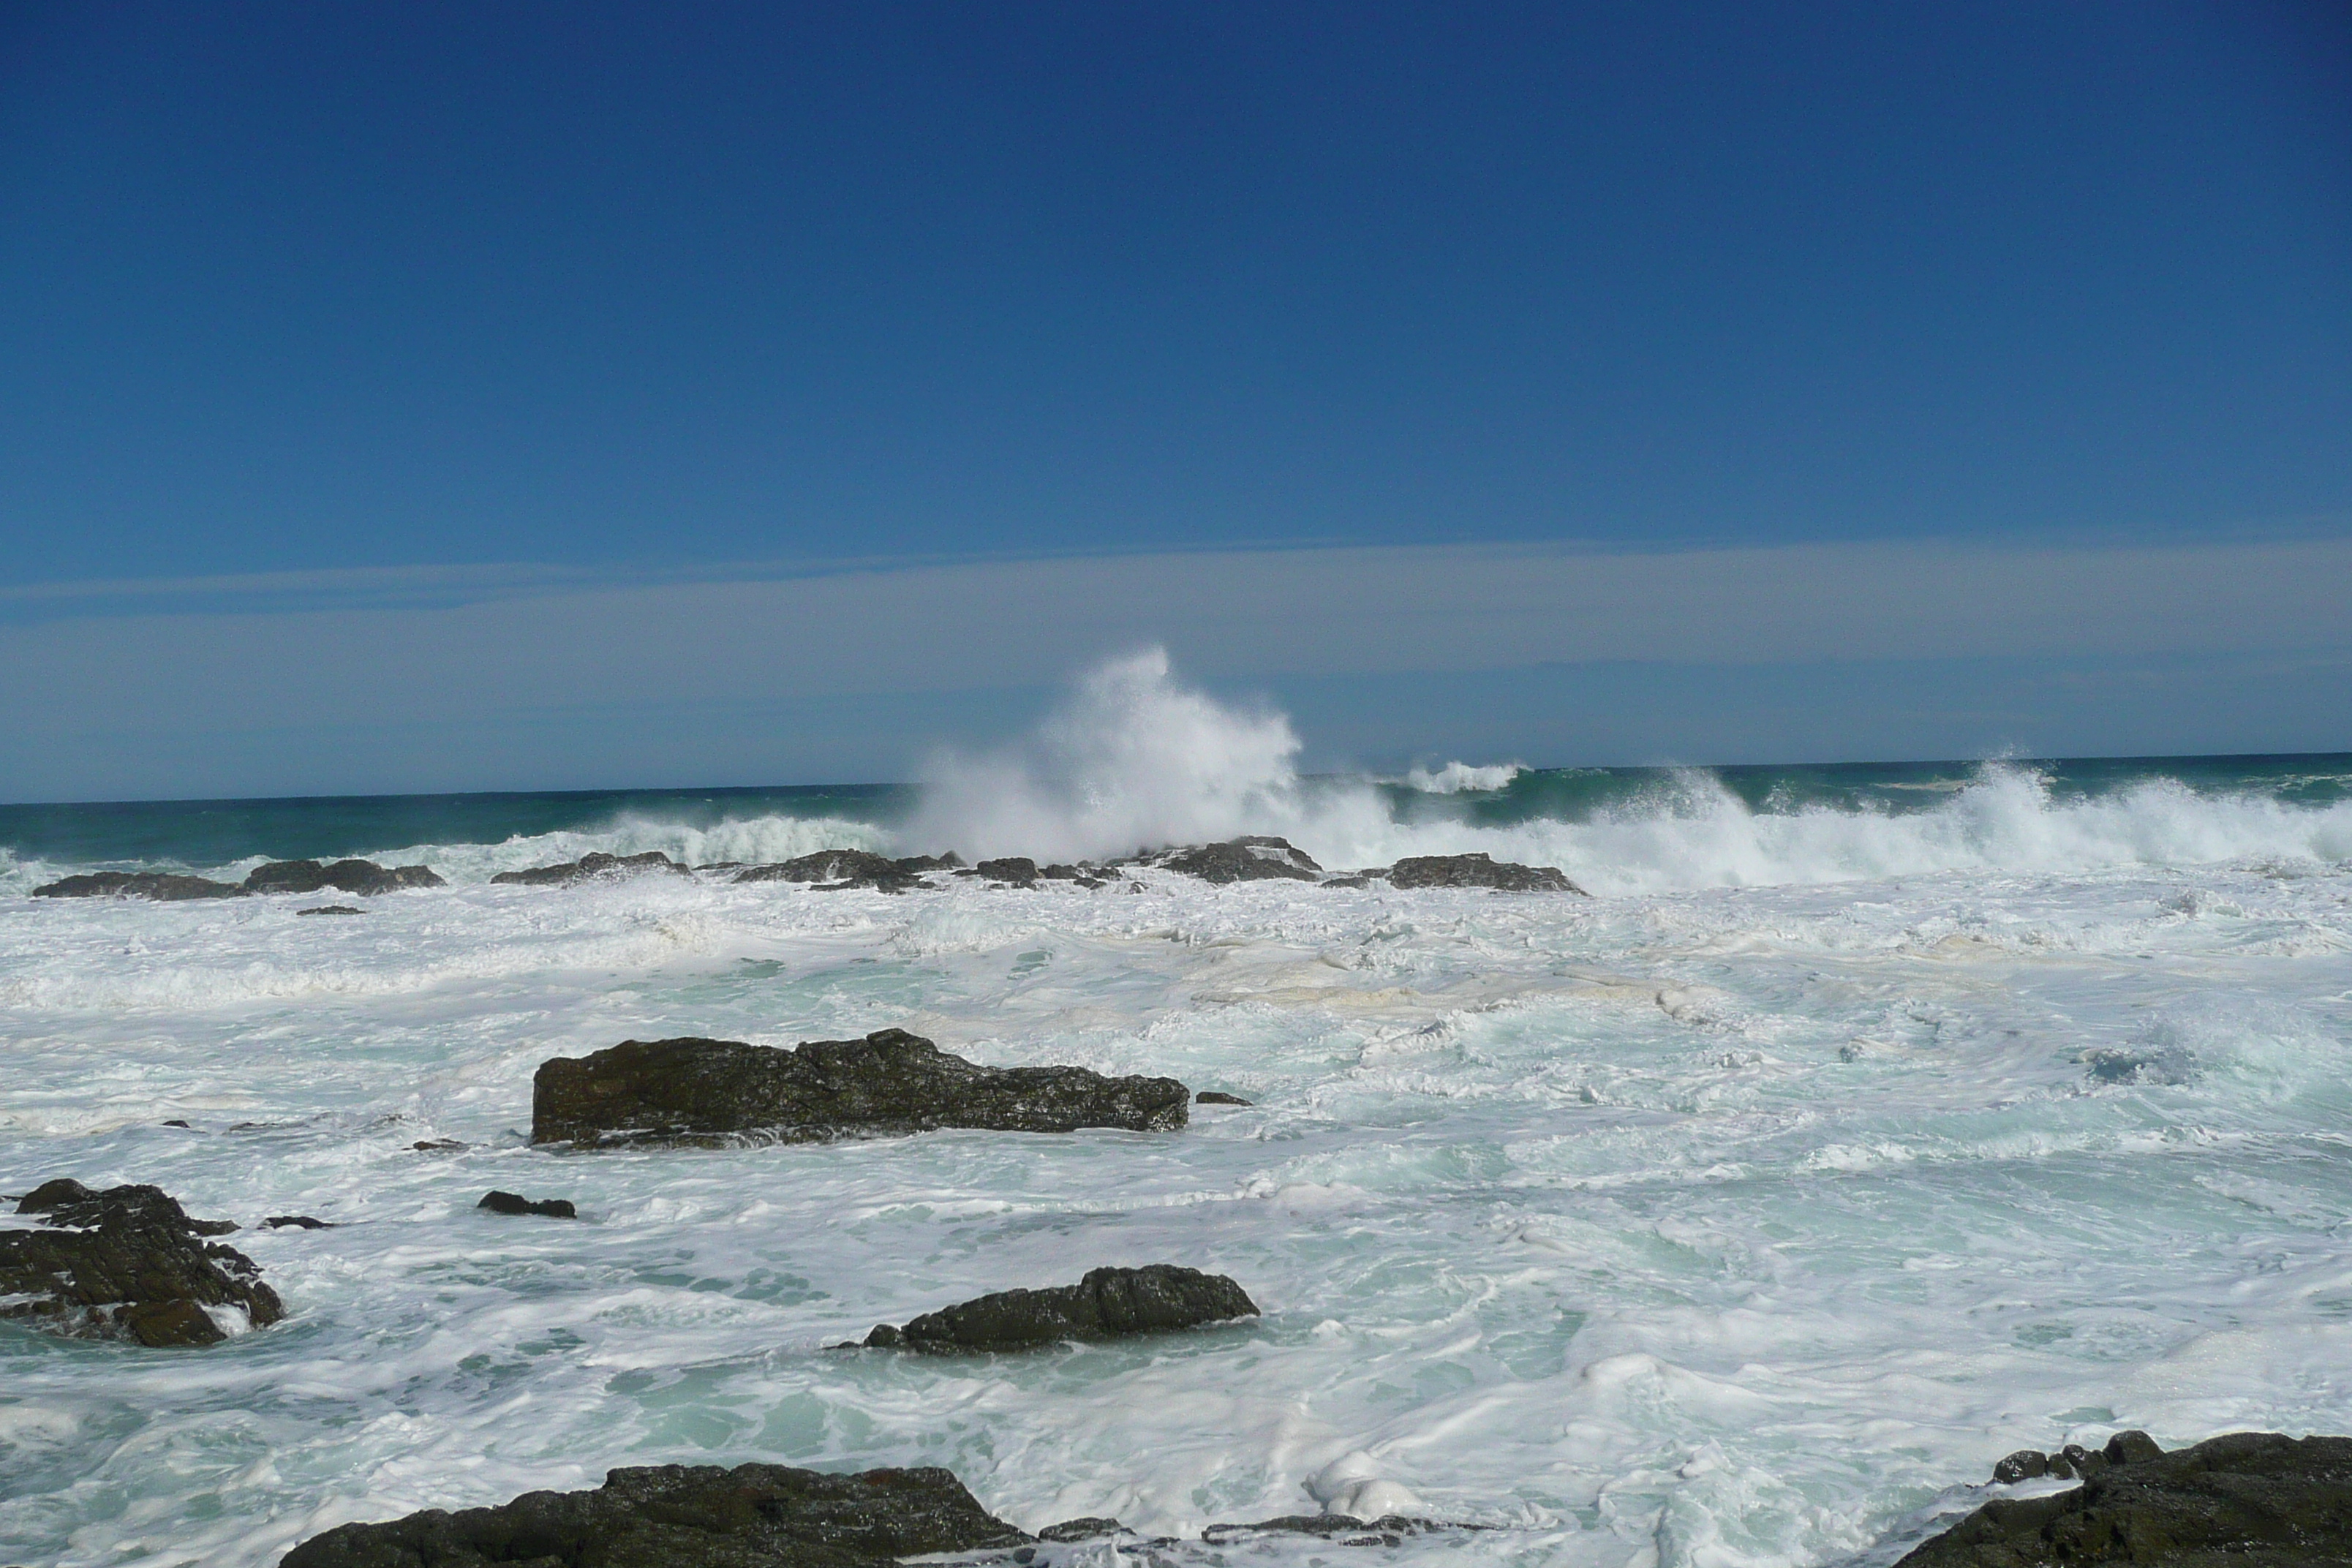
xmin=4 ymin=668 xmax=2349 ymax=1567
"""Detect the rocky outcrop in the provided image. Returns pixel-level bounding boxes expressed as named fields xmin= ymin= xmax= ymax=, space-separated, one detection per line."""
xmin=734 ymin=849 xmax=921 ymax=890
xmin=1899 ymin=1430 xmax=2352 ymax=1565
xmin=297 ymin=905 xmax=366 ymax=916
xmin=532 ymin=1028 xmax=1191 ymax=1147
xmin=0 ymin=1179 xmax=282 ymax=1346
xmin=278 ymin=1461 xmax=1029 ymax=1568
xmin=1385 ymin=852 xmax=1584 ymax=892
xmin=246 ymin=859 xmax=443 ymax=895
xmin=490 ymin=851 xmax=690 ymax=887
xmin=1196 ymin=1090 xmax=1253 ymax=1106
xmin=478 ymin=1191 xmax=576 ymax=1218
xmin=31 ymin=871 xmax=244 ymax=900
xmin=862 ymin=1264 xmax=1257 ymax=1352
xmin=973 ymin=856 xmax=1041 ymax=885
xmin=1153 ymin=837 xmax=1321 ymax=883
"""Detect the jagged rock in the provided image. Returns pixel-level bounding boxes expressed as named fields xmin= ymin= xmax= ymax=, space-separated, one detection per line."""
xmin=1196 ymin=1090 xmax=1253 ymax=1106
xmin=298 ymin=905 xmax=367 ymax=916
xmin=535 ymin=1029 xmax=1189 ymax=1148
xmin=863 ymin=1264 xmax=1256 ymax=1352
xmin=0 ymin=1180 xmax=282 ymax=1346
xmin=410 ymin=1139 xmax=466 ymax=1153
xmin=1385 ymin=853 xmax=1584 ymax=892
xmin=244 ymin=859 xmax=445 ymax=895
xmin=277 ymin=1461 xmax=1030 ymax=1568
xmin=31 ymin=871 xmax=244 ymax=900
xmin=1905 ymin=1430 xmax=2352 ymax=1565
xmin=1155 ymin=837 xmax=1321 ymax=883
xmin=478 ymin=1191 xmax=576 ymax=1218
xmin=265 ymin=1215 xmax=333 ymax=1229
xmin=974 ymin=856 xmax=1041 ymax=885
xmin=490 ymin=851 xmax=690 ymax=887
xmin=1037 ymin=1518 xmax=1126 ymax=1542
xmin=734 ymin=849 xmax=916 ymax=889
xmin=895 ymin=853 xmax=964 ymax=872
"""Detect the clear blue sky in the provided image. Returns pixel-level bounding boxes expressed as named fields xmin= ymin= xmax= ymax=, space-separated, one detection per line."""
xmin=1 ymin=2 xmax=2348 ymax=798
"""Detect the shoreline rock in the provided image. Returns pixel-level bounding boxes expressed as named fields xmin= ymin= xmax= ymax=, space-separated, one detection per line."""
xmin=1152 ymin=837 xmax=1321 ymax=883
xmin=735 ymin=849 xmax=925 ymax=891
xmin=490 ymin=851 xmax=689 ymax=887
xmin=1386 ymin=852 xmax=1584 ymax=892
xmin=477 ymin=1191 xmax=576 ymax=1218
xmin=31 ymin=871 xmax=245 ymax=900
xmin=0 ymin=1180 xmax=282 ymax=1347
xmin=863 ymin=1264 xmax=1258 ymax=1352
xmin=1900 ymin=1430 xmax=2352 ymax=1565
xmin=246 ymin=859 xmax=443 ymax=895
xmin=532 ymin=1028 xmax=1191 ymax=1147
xmin=278 ymin=1461 xmax=1030 ymax=1568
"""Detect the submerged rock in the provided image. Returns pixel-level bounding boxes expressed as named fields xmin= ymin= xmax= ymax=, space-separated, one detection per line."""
xmin=31 ymin=871 xmax=244 ymax=900
xmin=0 ymin=1180 xmax=282 ymax=1347
xmin=894 ymin=852 xmax=964 ymax=872
xmin=278 ymin=1460 xmax=1030 ymax=1568
xmin=265 ymin=1215 xmax=333 ymax=1229
xmin=734 ymin=849 xmax=920 ymax=890
xmin=863 ymin=1264 xmax=1258 ymax=1352
xmin=1201 ymin=1515 xmax=1447 ymax=1547
xmin=1195 ymin=1090 xmax=1254 ymax=1106
xmin=245 ymin=858 xmax=445 ymax=895
xmin=489 ymin=851 xmax=690 ymax=887
xmin=2082 ymin=1047 xmax=2198 ymax=1086
xmin=1903 ymin=1430 xmax=2352 ymax=1565
xmin=297 ymin=905 xmax=367 ymax=916
xmin=532 ymin=1028 xmax=1190 ymax=1148
xmin=1385 ymin=853 xmax=1584 ymax=892
xmin=1037 ymin=1518 xmax=1127 ymax=1542
xmin=1155 ymin=837 xmax=1321 ymax=883
xmin=477 ymin=1190 xmax=576 ymax=1218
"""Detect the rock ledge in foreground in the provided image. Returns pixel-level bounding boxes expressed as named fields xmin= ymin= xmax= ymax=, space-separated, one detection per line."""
xmin=0 ymin=1179 xmax=282 ymax=1346
xmin=1898 ymin=1429 xmax=2352 ymax=1566
xmin=278 ymin=1461 xmax=1029 ymax=1568
xmin=1386 ymin=853 xmax=1585 ymax=893
xmin=864 ymin=1264 xmax=1257 ymax=1352
xmin=533 ymin=1028 xmax=1190 ymax=1147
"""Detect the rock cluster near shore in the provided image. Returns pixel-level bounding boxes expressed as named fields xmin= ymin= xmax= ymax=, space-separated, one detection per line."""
xmin=31 ymin=857 xmax=443 ymax=901
xmin=489 ymin=850 xmax=690 ymax=886
xmin=863 ymin=1264 xmax=1258 ymax=1352
xmin=0 ymin=1179 xmax=282 ymax=1346
xmin=532 ymin=1028 xmax=1191 ymax=1147
xmin=1899 ymin=1429 xmax=2352 ymax=1565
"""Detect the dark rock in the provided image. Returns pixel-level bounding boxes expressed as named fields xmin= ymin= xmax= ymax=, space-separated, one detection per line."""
xmin=1321 ymin=875 xmax=1373 ymax=888
xmin=0 ymin=1180 xmax=282 ymax=1346
xmin=1201 ymin=1515 xmax=1441 ymax=1546
xmin=1386 ymin=853 xmax=1585 ymax=893
xmin=245 ymin=858 xmax=442 ymax=895
xmin=1899 ymin=1431 xmax=2352 ymax=1566
xmin=534 ymin=1028 xmax=1190 ymax=1148
xmin=491 ymin=851 xmax=689 ymax=887
xmin=298 ymin=905 xmax=366 ymax=916
xmin=1196 ymin=1090 xmax=1254 ymax=1106
xmin=895 ymin=853 xmax=964 ymax=872
xmin=735 ymin=849 xmax=913 ymax=889
xmin=1156 ymin=837 xmax=1321 ymax=883
xmin=976 ymin=856 xmax=1041 ymax=885
xmin=863 ymin=1264 xmax=1256 ymax=1352
xmin=265 ymin=1215 xmax=333 ymax=1229
xmin=161 ymin=1119 xmax=192 ymax=1128
xmin=1994 ymin=1450 xmax=2051 ymax=1484
xmin=31 ymin=871 xmax=244 ymax=900
xmin=410 ymin=1139 xmax=466 ymax=1153
xmin=1038 ymin=1518 xmax=1126 ymax=1542
xmin=277 ymin=1460 xmax=1029 ymax=1568
xmin=478 ymin=1190 xmax=576 ymax=1219
xmin=244 ymin=859 xmax=332 ymax=894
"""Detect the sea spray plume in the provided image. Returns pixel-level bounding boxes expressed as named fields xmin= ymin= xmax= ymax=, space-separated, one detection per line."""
xmin=907 ymin=649 xmax=1313 ymax=862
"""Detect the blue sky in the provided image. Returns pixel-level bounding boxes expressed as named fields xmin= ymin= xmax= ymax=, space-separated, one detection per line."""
xmin=1 ymin=2 xmax=2348 ymax=798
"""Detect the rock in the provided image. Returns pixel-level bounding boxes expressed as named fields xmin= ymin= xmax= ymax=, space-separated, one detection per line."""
xmin=1904 ymin=1430 xmax=2352 ymax=1565
xmin=0 ymin=1180 xmax=282 ymax=1347
xmin=1320 ymin=875 xmax=1373 ymax=888
xmin=244 ymin=858 xmax=443 ymax=895
xmin=534 ymin=1028 xmax=1190 ymax=1148
xmin=410 ymin=1138 xmax=466 ymax=1153
xmin=277 ymin=1460 xmax=1029 ymax=1568
xmin=1037 ymin=1518 xmax=1126 ymax=1542
xmin=298 ymin=905 xmax=367 ymax=916
xmin=265 ymin=1215 xmax=333 ymax=1229
xmin=31 ymin=871 xmax=244 ymax=900
xmin=1196 ymin=1090 xmax=1253 ymax=1106
xmin=974 ymin=856 xmax=1041 ymax=885
xmin=1155 ymin=837 xmax=1321 ymax=883
xmin=478 ymin=1190 xmax=576 ymax=1218
xmin=895 ymin=853 xmax=964 ymax=872
xmin=1994 ymin=1450 xmax=2051 ymax=1484
xmin=161 ymin=1119 xmax=192 ymax=1128
xmin=863 ymin=1264 xmax=1257 ymax=1352
xmin=490 ymin=851 xmax=689 ymax=887
xmin=1386 ymin=853 xmax=1585 ymax=892
xmin=1201 ymin=1516 xmax=1443 ymax=1546
xmin=734 ymin=849 xmax=916 ymax=889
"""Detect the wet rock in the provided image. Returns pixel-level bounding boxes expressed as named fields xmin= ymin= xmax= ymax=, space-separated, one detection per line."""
xmin=265 ymin=1215 xmax=333 ymax=1229
xmin=244 ymin=858 xmax=444 ymax=895
xmin=31 ymin=871 xmax=244 ymax=900
xmin=278 ymin=1460 xmax=1030 ymax=1568
xmin=1994 ymin=1450 xmax=2051 ymax=1484
xmin=298 ymin=905 xmax=366 ymax=916
xmin=1155 ymin=837 xmax=1321 ymax=883
xmin=1201 ymin=1515 xmax=1444 ymax=1547
xmin=478 ymin=1190 xmax=576 ymax=1218
xmin=1196 ymin=1090 xmax=1253 ymax=1106
xmin=1037 ymin=1518 xmax=1126 ymax=1542
xmin=863 ymin=1264 xmax=1256 ymax=1352
xmin=1320 ymin=875 xmax=1373 ymax=888
xmin=1386 ymin=853 xmax=1584 ymax=892
xmin=533 ymin=1028 xmax=1191 ymax=1148
xmin=975 ymin=856 xmax=1041 ymax=885
xmin=160 ymin=1119 xmax=192 ymax=1128
xmin=490 ymin=851 xmax=690 ymax=887
xmin=895 ymin=853 xmax=964 ymax=872
xmin=0 ymin=1180 xmax=282 ymax=1347
xmin=734 ymin=849 xmax=917 ymax=889
xmin=410 ymin=1138 xmax=466 ymax=1153
xmin=1904 ymin=1430 xmax=2352 ymax=1566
